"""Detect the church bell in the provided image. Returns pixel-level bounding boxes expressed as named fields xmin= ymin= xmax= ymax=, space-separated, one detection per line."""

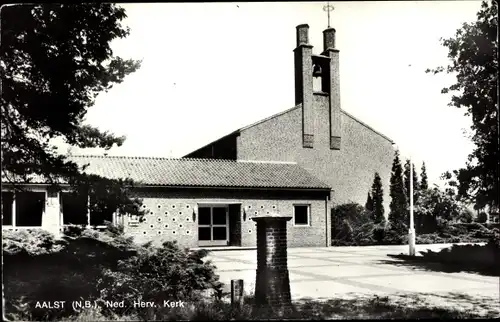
xmin=313 ymin=64 xmax=322 ymax=77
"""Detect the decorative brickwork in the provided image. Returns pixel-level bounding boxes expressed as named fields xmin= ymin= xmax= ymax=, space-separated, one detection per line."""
xmin=330 ymin=136 xmax=341 ymax=150
xmin=119 ymin=189 xmax=328 ymax=248
xmin=303 ymin=134 xmax=314 ymax=148
xmin=252 ymin=214 xmax=292 ymax=310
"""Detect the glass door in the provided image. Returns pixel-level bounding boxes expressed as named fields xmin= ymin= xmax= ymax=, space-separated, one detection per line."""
xmin=198 ymin=205 xmax=229 ymax=246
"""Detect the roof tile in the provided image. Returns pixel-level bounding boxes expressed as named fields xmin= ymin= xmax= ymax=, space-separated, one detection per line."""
xmin=2 ymin=155 xmax=331 ymax=190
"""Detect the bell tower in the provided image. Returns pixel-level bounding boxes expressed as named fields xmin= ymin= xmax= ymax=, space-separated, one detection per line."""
xmin=293 ymin=19 xmax=342 ymax=150
xmin=294 ymin=24 xmax=315 ymax=148
xmin=322 ymin=27 xmax=342 ymax=150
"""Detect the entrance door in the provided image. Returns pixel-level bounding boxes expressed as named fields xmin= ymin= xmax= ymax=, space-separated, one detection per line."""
xmin=198 ymin=205 xmax=229 ymax=246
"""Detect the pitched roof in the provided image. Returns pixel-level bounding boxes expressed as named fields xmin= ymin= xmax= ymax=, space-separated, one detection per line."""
xmin=184 ymin=104 xmax=394 ymax=157
xmin=2 ymin=155 xmax=330 ymax=190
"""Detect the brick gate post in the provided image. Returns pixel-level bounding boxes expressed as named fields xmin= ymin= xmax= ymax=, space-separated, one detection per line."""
xmin=251 ymin=214 xmax=293 ymax=313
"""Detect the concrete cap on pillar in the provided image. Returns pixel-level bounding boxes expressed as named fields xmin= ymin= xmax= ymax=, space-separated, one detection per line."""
xmin=296 ymin=24 xmax=310 ymax=47
xmin=323 ymin=27 xmax=336 ymax=50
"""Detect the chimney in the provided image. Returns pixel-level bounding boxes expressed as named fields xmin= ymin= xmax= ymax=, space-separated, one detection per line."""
xmin=294 ymin=24 xmax=314 ymax=148
xmin=322 ymin=27 xmax=341 ymax=150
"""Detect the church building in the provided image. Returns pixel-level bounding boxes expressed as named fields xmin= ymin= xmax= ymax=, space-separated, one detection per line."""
xmin=1 ymin=24 xmax=395 ymax=248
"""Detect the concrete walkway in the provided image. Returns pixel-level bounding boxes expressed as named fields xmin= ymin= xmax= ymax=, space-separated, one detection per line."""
xmin=205 ymin=243 xmax=499 ymax=314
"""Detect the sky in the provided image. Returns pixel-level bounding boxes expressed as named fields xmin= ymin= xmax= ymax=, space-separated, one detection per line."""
xmin=61 ymin=1 xmax=484 ymax=188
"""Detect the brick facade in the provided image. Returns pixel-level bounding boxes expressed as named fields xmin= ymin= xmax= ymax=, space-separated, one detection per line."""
xmin=2 ymin=186 xmax=329 ymax=248
xmin=237 ymin=100 xmax=394 ymax=217
xmin=118 ymin=188 xmax=330 ymax=248
xmin=3 ymin=24 xmax=394 ymax=250
xmin=184 ymin=24 xmax=395 ymax=222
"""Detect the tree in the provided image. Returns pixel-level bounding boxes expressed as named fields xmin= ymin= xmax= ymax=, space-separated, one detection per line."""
xmin=458 ymin=208 xmax=474 ymax=223
xmin=371 ymin=172 xmax=385 ymax=224
xmin=365 ymin=192 xmax=374 ymax=212
xmin=426 ymin=1 xmax=498 ymax=213
xmin=404 ymin=159 xmax=420 ymax=204
xmin=420 ymin=161 xmax=429 ymax=190
xmin=415 ymin=187 xmax=466 ymax=232
xmin=332 ymin=203 xmax=375 ymax=245
xmin=388 ymin=149 xmax=408 ymax=232
xmin=1 ymin=4 xmax=143 ymax=219
xmin=476 ymin=211 xmax=488 ymax=224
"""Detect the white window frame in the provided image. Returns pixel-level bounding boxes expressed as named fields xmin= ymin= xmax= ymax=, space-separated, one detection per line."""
xmin=197 ymin=203 xmax=230 ymax=246
xmin=293 ymin=204 xmax=311 ymax=227
xmin=60 ymin=190 xmax=116 ymax=229
xmin=1 ymin=188 xmax=47 ymax=229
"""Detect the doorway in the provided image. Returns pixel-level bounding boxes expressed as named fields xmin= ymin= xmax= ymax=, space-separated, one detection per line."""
xmin=198 ymin=205 xmax=229 ymax=246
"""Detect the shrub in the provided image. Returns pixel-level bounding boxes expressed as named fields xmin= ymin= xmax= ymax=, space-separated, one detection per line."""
xmin=333 ymin=203 xmax=372 ymax=226
xmin=96 ymin=241 xmax=222 ymax=319
xmin=487 ymin=228 xmax=500 ymax=249
xmin=62 ymin=224 xmax=86 ymax=237
xmin=414 ymin=243 xmax=499 ymax=275
xmin=416 ymin=233 xmax=445 ymax=245
xmin=352 ymin=221 xmax=376 ymax=245
xmin=381 ymin=225 xmax=407 ymax=245
xmin=476 ymin=212 xmax=488 ymax=223
xmin=445 ymin=224 xmax=468 ymax=235
xmin=458 ymin=208 xmax=474 ymax=223
xmin=2 ymin=229 xmax=66 ymax=255
xmin=372 ymin=223 xmax=386 ymax=244
xmin=332 ymin=203 xmax=382 ymax=246
xmin=4 ymin=226 xmax=222 ymax=321
xmin=439 ymin=231 xmax=452 ymax=238
xmin=462 ymin=222 xmax=487 ymax=231
xmin=334 ymin=219 xmax=355 ymax=243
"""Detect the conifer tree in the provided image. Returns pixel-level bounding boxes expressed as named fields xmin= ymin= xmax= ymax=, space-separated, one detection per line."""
xmin=420 ymin=161 xmax=429 ymax=190
xmin=404 ymin=159 xmax=420 ymax=204
xmin=365 ymin=192 xmax=374 ymax=212
xmin=389 ymin=149 xmax=408 ymax=231
xmin=371 ymin=172 xmax=385 ymax=224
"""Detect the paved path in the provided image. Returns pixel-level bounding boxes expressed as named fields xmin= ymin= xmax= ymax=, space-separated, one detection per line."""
xmin=205 ymin=243 xmax=499 ymax=315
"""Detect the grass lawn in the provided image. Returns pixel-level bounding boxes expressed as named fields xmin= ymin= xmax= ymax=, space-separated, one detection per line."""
xmin=53 ymin=293 xmax=499 ymax=321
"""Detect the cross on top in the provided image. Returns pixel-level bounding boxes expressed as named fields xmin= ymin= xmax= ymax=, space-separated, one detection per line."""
xmin=323 ymin=2 xmax=334 ymax=28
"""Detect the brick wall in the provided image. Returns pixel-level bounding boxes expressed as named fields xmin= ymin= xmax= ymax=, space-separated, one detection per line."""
xmin=121 ymin=188 xmax=329 ymax=248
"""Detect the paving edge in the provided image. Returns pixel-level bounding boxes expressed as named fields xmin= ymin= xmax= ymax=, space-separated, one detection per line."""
xmin=190 ymin=246 xmax=257 ymax=252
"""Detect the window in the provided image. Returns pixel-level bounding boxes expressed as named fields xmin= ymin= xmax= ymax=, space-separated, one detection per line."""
xmin=1 ymin=191 xmax=45 ymax=227
xmin=88 ymin=194 xmax=115 ymax=227
xmin=197 ymin=205 xmax=229 ymax=246
xmin=16 ymin=192 xmax=45 ymax=226
xmin=89 ymin=207 xmax=114 ymax=226
xmin=2 ymin=192 xmax=14 ymax=226
xmin=293 ymin=205 xmax=310 ymax=226
xmin=2 ymin=191 xmax=45 ymax=228
xmin=61 ymin=192 xmax=115 ymax=227
xmin=62 ymin=192 xmax=88 ymax=225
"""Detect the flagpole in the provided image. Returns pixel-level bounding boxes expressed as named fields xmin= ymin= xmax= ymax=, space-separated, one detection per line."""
xmin=409 ymin=156 xmax=416 ymax=256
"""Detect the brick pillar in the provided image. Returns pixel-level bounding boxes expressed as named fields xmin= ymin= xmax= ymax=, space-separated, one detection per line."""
xmin=251 ymin=214 xmax=292 ymax=311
